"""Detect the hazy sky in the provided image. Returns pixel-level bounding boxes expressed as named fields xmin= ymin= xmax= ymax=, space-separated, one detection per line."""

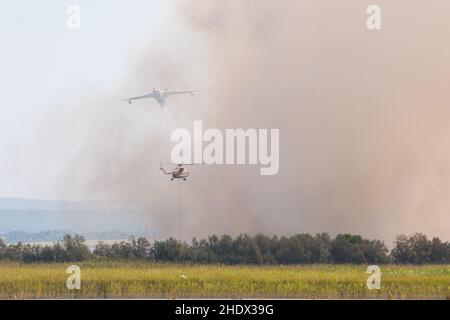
xmin=1 ymin=1 xmax=450 ymax=242
xmin=0 ymin=1 xmax=174 ymax=198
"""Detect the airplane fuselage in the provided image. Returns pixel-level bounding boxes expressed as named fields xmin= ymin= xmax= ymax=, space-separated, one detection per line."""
xmin=124 ymin=88 xmax=195 ymax=106
xmin=152 ymin=89 xmax=166 ymax=106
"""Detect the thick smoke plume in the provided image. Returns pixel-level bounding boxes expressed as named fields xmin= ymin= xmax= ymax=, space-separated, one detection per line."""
xmin=55 ymin=0 xmax=450 ymax=243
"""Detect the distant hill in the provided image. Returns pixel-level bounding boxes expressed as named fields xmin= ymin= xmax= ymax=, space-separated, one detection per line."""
xmin=0 ymin=229 xmax=131 ymax=243
xmin=0 ymin=198 xmax=151 ymax=211
xmin=0 ymin=198 xmax=159 ymax=238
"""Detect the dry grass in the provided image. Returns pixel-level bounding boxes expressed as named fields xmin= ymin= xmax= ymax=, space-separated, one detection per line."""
xmin=0 ymin=262 xmax=448 ymax=299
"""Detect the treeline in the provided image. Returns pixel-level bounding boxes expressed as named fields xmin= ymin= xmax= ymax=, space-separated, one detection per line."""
xmin=0 ymin=233 xmax=449 ymax=264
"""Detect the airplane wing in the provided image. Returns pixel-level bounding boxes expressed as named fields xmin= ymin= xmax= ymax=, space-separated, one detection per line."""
xmin=122 ymin=92 xmax=156 ymax=103
xmin=162 ymin=90 xmax=198 ymax=98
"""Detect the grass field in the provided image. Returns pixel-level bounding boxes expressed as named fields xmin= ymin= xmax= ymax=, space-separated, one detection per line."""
xmin=0 ymin=262 xmax=448 ymax=299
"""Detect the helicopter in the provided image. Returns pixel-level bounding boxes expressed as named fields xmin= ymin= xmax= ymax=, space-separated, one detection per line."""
xmin=159 ymin=163 xmax=193 ymax=181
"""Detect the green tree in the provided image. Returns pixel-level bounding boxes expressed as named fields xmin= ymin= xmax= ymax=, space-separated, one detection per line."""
xmin=93 ymin=241 xmax=113 ymax=258
xmin=61 ymin=234 xmax=92 ymax=262
xmin=429 ymin=237 xmax=450 ymax=263
xmin=130 ymin=236 xmax=151 ymax=259
xmin=330 ymin=234 xmax=366 ymax=263
xmin=150 ymin=238 xmax=189 ymax=262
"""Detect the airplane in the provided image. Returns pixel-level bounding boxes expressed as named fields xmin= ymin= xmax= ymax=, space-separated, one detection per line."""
xmin=122 ymin=88 xmax=198 ymax=106
xmin=159 ymin=163 xmax=191 ymax=181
